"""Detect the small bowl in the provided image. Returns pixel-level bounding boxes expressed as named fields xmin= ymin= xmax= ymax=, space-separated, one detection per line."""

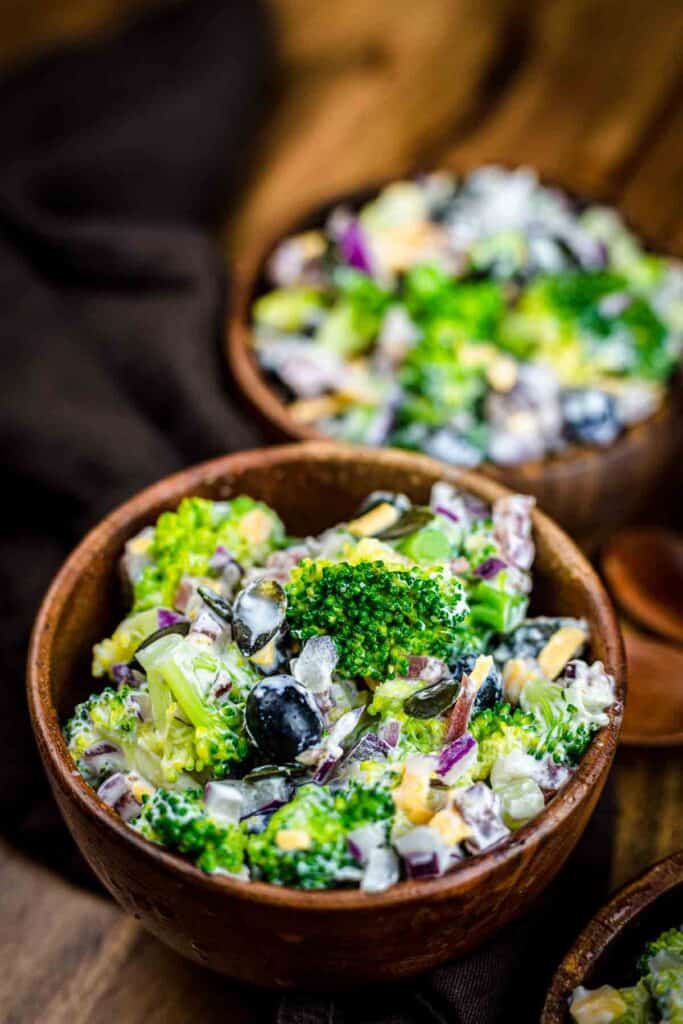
xmin=227 ymin=184 xmax=681 ymax=547
xmin=28 ymin=442 xmax=625 ymax=989
xmin=542 ymin=851 xmax=683 ymax=1022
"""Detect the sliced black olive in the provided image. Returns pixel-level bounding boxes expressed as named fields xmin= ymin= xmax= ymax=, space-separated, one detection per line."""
xmin=128 ymin=620 xmax=190 ymax=670
xmin=243 ymin=763 xmax=308 ymax=782
xmin=356 ymin=490 xmax=412 ymax=517
xmin=245 ymin=675 xmax=324 ymax=762
xmin=378 ymin=505 xmax=435 ymax=540
xmin=232 ymin=579 xmax=287 ymax=657
xmin=197 ymin=586 xmax=233 ymax=622
xmin=403 ymin=677 xmax=460 ymax=718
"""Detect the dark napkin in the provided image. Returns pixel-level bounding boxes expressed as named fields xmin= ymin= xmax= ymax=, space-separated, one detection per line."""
xmin=0 ymin=6 xmax=615 ymax=1021
xmin=0 ymin=0 xmax=271 ymax=877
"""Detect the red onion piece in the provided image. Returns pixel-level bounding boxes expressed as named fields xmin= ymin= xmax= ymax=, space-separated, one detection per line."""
xmin=436 ymin=733 xmax=477 ymax=784
xmin=340 ymin=219 xmax=374 ymax=275
xmin=445 ymin=674 xmax=478 ymax=742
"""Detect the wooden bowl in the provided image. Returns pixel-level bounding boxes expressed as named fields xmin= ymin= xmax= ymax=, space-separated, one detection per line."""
xmin=27 ymin=442 xmax=625 ymax=989
xmin=227 ymin=186 xmax=681 ymax=547
xmin=542 ymin=851 xmax=683 ymax=1022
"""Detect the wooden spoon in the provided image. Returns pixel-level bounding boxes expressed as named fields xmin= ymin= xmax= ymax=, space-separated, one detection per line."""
xmin=602 ymin=528 xmax=683 ymax=645
xmin=620 ymin=625 xmax=683 ymax=746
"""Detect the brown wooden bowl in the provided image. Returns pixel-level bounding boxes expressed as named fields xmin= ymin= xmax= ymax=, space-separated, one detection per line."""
xmin=227 ymin=185 xmax=681 ymax=548
xmin=542 ymin=851 xmax=683 ymax=1022
xmin=27 ymin=442 xmax=625 ymax=989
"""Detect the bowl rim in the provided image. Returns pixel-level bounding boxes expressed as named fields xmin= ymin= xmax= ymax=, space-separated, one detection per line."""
xmin=27 ymin=441 xmax=625 ymax=912
xmin=542 ymin=850 xmax=683 ymax=1021
xmin=226 ymin=175 xmax=675 ymax=477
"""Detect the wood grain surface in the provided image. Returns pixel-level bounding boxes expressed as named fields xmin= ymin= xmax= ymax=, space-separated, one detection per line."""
xmin=2 ymin=0 xmax=683 ymax=1019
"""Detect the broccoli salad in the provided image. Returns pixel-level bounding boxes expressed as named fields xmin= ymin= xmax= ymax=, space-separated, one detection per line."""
xmin=64 ymin=485 xmax=616 ymax=891
xmin=251 ymin=166 xmax=682 ymax=467
xmin=570 ymin=926 xmax=683 ymax=1024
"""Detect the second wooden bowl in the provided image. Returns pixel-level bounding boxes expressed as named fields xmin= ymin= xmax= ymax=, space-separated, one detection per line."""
xmin=227 ymin=186 xmax=681 ymax=547
xmin=543 ymin=851 xmax=683 ymax=1022
xmin=28 ymin=443 xmax=625 ymax=988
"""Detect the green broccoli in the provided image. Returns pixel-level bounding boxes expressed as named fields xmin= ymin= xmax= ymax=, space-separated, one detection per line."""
xmin=501 ymin=270 xmax=676 ymax=383
xmin=469 ymin=702 xmax=537 ymax=780
xmin=315 ymin=267 xmax=391 ymax=357
xmin=285 ymin=558 xmax=468 ymax=681
xmin=91 ymin=607 xmax=162 ymax=678
xmin=65 ymin=685 xmax=141 ymax=763
xmin=639 ymin=927 xmax=683 ymax=1024
xmin=136 ymin=633 xmax=259 ymax=777
xmin=615 ymin=980 xmax=655 ymax=1024
xmin=247 ymin=781 xmax=394 ymax=889
xmin=133 ymin=496 xmax=285 ymax=611
xmin=521 ymin=676 xmax=596 ymax=765
xmin=368 ymin=678 xmax=447 ymax=755
xmin=135 ymin=788 xmax=246 ymax=875
xmin=639 ymin=928 xmax=683 ymax=972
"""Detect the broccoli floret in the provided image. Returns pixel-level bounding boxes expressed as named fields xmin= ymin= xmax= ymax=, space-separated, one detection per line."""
xmin=136 ymin=633 xmax=258 ymax=777
xmin=368 ymin=678 xmax=447 ymax=755
xmin=469 ymin=702 xmax=536 ymax=780
xmin=91 ymin=608 xmax=162 ymax=678
xmin=502 ymin=271 xmax=676 ymax=383
xmin=639 ymin=929 xmax=683 ymax=1024
xmin=247 ymin=781 xmax=394 ymax=889
xmin=639 ymin=928 xmax=683 ymax=973
xmin=521 ymin=676 xmax=596 ymax=765
xmin=65 ymin=685 xmax=141 ymax=763
xmin=316 ymin=267 xmax=391 ymax=356
xmin=285 ymin=559 xmax=468 ymax=681
xmin=616 ymin=980 xmax=655 ymax=1024
xmin=133 ymin=496 xmax=285 ymax=611
xmin=135 ymin=788 xmax=246 ymax=875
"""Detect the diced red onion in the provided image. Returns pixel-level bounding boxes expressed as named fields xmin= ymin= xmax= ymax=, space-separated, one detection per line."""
xmin=97 ymin=772 xmax=130 ymax=806
xmin=378 ymin=718 xmax=402 ymax=748
xmin=436 ymin=733 xmax=478 ymax=785
xmin=361 ymin=846 xmax=400 ymax=893
xmin=83 ymin=741 xmax=126 ymax=777
xmin=157 ymin=608 xmax=185 ymax=629
xmin=112 ymin=662 xmax=144 ymax=689
xmin=347 ymin=822 xmax=386 ymax=865
xmin=434 ymin=504 xmax=460 ymax=523
xmin=453 ymin=782 xmax=510 ymax=853
xmin=474 ymin=557 xmax=507 ymax=580
xmin=344 ymin=731 xmax=391 ymax=766
xmin=116 ymin=790 xmax=142 ymax=822
xmin=235 ymin=777 xmax=293 ymax=820
xmin=340 ymin=219 xmax=374 ymax=275
xmin=407 ymin=655 xmax=449 ymax=683
xmin=189 ymin=609 xmax=224 ymax=641
xmin=394 ymin=826 xmax=450 ymax=879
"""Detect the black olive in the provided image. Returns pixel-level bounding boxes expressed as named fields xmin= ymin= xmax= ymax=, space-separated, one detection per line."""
xmin=378 ymin=505 xmax=435 ymax=540
xmin=245 ymin=675 xmax=324 ymax=762
xmin=128 ymin=621 xmax=190 ymax=670
xmin=197 ymin=586 xmax=233 ymax=622
xmin=449 ymin=651 xmax=503 ymax=714
xmin=232 ymin=579 xmax=287 ymax=656
xmin=403 ymin=677 xmax=460 ymax=718
xmin=356 ymin=490 xmax=412 ymax=517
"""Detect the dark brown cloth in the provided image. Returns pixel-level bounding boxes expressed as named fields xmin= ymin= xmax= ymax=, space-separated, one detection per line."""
xmin=0 ymin=5 xmax=614 ymax=1021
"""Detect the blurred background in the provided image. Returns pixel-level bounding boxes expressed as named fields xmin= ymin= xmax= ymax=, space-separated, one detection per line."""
xmin=0 ymin=1 xmax=681 ymax=1021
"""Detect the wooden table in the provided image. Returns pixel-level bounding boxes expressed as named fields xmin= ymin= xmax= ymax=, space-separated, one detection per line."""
xmin=2 ymin=0 xmax=682 ymax=1019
